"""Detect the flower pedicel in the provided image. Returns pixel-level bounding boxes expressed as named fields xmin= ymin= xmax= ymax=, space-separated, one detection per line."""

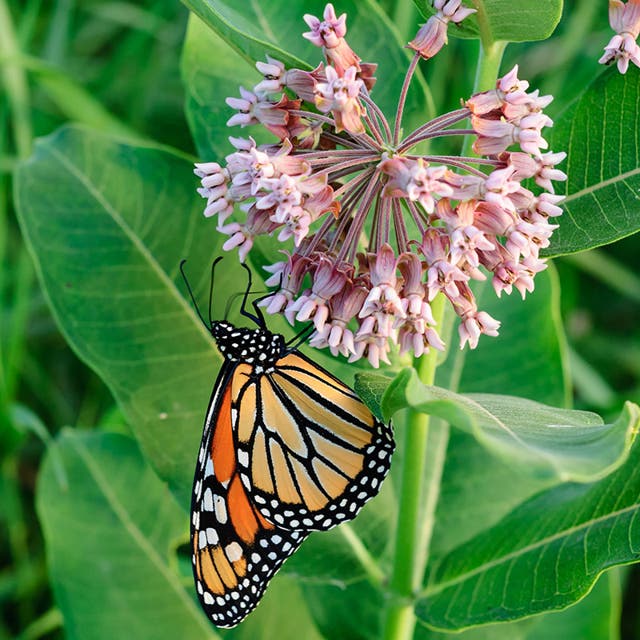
xmin=195 ymin=2 xmax=567 ymax=367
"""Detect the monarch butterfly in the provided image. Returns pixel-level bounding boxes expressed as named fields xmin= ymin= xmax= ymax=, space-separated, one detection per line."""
xmin=181 ymin=258 xmax=394 ymax=627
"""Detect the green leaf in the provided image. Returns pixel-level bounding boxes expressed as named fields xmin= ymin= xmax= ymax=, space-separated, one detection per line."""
xmin=524 ymin=571 xmax=621 ymax=640
xmin=415 ymin=570 xmax=620 ymax=639
xmin=383 ymin=368 xmax=639 ymax=482
xmin=181 ymin=0 xmax=433 ymax=155
xmin=547 ymin=69 xmax=640 ymax=256
xmin=415 ymin=434 xmax=640 ymax=630
xmin=181 ymin=0 xmax=310 ymax=71
xmin=15 ymin=125 xmax=228 ymax=506
xmin=412 ymin=0 xmax=562 ymax=43
xmin=36 ymin=430 xmax=216 ymax=640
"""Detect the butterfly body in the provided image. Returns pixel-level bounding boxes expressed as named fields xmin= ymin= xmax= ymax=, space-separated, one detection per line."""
xmin=184 ymin=262 xmax=394 ymax=627
xmin=211 ymin=321 xmax=285 ymax=370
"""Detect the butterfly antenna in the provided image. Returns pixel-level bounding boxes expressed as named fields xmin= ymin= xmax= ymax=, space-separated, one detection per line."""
xmin=239 ymin=262 xmax=266 ymax=327
xmin=180 ymin=259 xmax=209 ymax=329
xmin=208 ymin=257 xmax=224 ymax=327
xmin=285 ymin=323 xmax=315 ymax=351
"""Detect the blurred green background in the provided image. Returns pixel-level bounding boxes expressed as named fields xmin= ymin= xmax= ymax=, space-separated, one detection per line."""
xmin=1 ymin=1 xmax=638 ymax=638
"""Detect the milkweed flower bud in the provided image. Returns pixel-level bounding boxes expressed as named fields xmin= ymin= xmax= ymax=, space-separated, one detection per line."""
xmin=408 ymin=0 xmax=476 ymax=60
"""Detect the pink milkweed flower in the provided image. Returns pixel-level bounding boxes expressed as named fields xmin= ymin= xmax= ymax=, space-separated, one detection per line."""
xmin=452 ymin=284 xmax=501 ymax=348
xmin=315 ymin=65 xmax=365 ymax=134
xmin=260 ymin=253 xmax=311 ymax=314
xmin=227 ymin=89 xmax=301 ymax=140
xmin=396 ymin=254 xmax=445 ymax=357
xmin=283 ymin=64 xmax=326 ymax=103
xmin=257 ymin=174 xmax=303 ymax=218
xmin=254 ymin=56 xmax=287 ymax=94
xmin=218 ymin=205 xmax=280 ymax=262
xmin=458 ymin=309 xmax=501 ymax=349
xmin=408 ymin=0 xmax=476 ymax=60
xmin=359 ymin=245 xmax=406 ymax=319
xmin=600 ymin=0 xmax=640 ymax=73
xmin=194 ymin=162 xmax=234 ymax=223
xmin=531 ymin=152 xmax=567 ymax=193
xmin=195 ymin=5 xmax=565 ymax=362
xmin=309 ymin=281 xmax=368 ymax=357
xmin=380 ymin=157 xmax=453 ymax=213
xmin=419 ymin=229 xmax=470 ymax=300
xmin=487 ymin=248 xmax=547 ymax=298
xmin=440 ymin=201 xmax=496 ymax=267
xmin=303 ymin=3 xmax=360 ymax=76
xmin=289 ymin=258 xmax=349 ymax=330
xmin=351 ymin=315 xmax=393 ymax=368
xmin=303 ymin=3 xmax=347 ymax=47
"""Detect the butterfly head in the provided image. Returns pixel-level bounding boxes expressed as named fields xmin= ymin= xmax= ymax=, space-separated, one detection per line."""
xmin=211 ymin=321 xmax=285 ymax=367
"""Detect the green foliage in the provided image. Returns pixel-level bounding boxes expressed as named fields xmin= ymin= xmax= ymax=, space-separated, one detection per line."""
xmin=2 ymin=0 xmax=640 ymax=639
xmin=412 ymin=0 xmax=562 ymax=42
xmin=418 ymin=432 xmax=640 ymax=629
xmin=37 ymin=430 xmax=217 ymax=640
xmin=548 ymin=70 xmax=640 ymax=256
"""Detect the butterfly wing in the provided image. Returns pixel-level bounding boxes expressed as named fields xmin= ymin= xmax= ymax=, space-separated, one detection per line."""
xmin=233 ymin=351 xmax=395 ymax=531
xmin=191 ymin=362 xmax=307 ymax=628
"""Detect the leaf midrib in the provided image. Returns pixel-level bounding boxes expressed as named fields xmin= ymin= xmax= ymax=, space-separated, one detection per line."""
xmin=562 ymin=166 xmax=640 ymax=204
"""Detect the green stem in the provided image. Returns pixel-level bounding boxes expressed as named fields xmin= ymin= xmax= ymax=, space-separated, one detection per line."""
xmin=461 ymin=39 xmax=506 ymax=158
xmin=382 ymin=294 xmax=446 ymax=640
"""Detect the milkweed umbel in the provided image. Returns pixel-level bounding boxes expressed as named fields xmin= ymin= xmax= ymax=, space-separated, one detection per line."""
xmin=181 ymin=258 xmax=395 ymax=627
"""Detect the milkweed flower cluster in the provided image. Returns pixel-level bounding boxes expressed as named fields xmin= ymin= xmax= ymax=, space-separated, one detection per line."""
xmin=599 ymin=0 xmax=640 ymax=73
xmin=194 ymin=2 xmax=566 ymax=367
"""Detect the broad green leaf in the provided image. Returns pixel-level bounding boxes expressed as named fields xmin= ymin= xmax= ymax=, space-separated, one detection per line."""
xmin=36 ymin=430 xmax=216 ymax=640
xmin=299 ymin=570 xmax=620 ymax=640
xmin=547 ymin=70 xmax=640 ymax=256
xmin=181 ymin=0 xmax=433 ymax=154
xmin=429 ymin=429 xmax=557 ymax=559
xmin=411 ymin=0 xmax=562 ymax=43
xmin=383 ymin=368 xmax=639 ymax=482
xmin=181 ymin=0 xmax=310 ymax=71
xmin=415 ymin=434 xmax=640 ymax=630
xmin=15 ymin=125 xmax=228 ymax=506
xmin=416 ymin=570 xmax=620 ymax=639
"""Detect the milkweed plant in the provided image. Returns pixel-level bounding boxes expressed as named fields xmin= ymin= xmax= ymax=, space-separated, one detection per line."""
xmin=11 ymin=1 xmax=640 ymax=639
